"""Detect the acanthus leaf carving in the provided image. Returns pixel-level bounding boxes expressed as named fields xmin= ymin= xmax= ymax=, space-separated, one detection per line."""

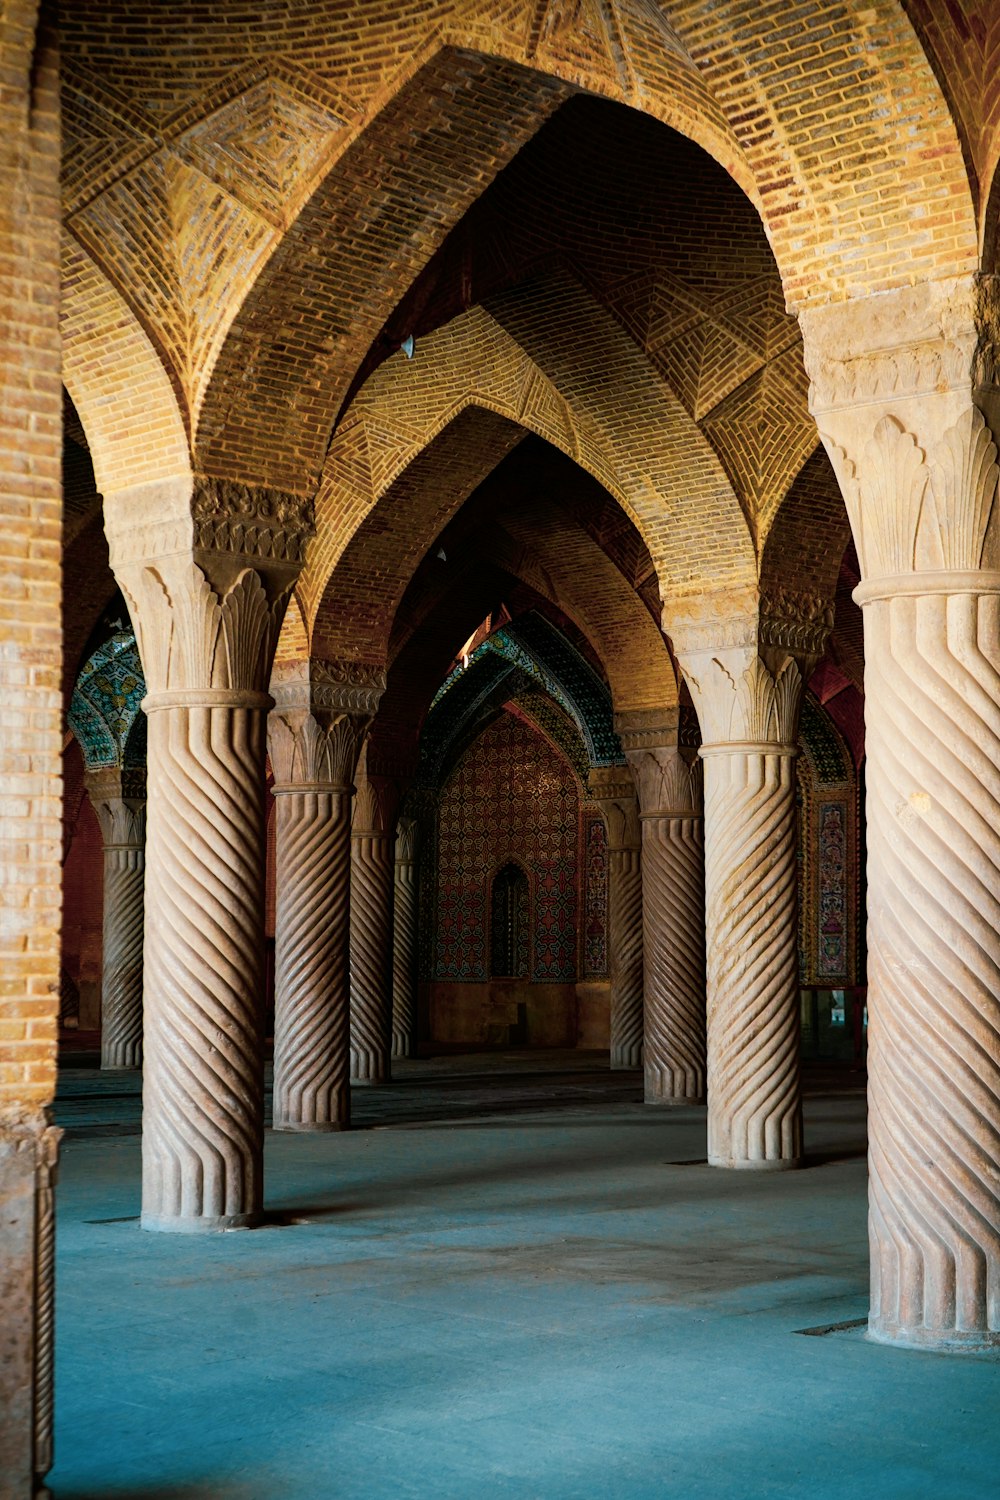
xmin=267 ymin=707 xmax=369 ymax=791
xmin=861 ymin=416 xmax=929 ymax=578
xmin=929 ymin=407 xmax=1000 ymax=571
xmin=85 ymin=766 xmax=147 ymax=847
xmin=121 ymin=561 xmax=289 ymax=696
xmin=625 ymin=746 xmax=703 ymax=818
xmin=395 ymin=817 xmax=419 ymax=863
xmin=352 ymin=743 xmax=400 ymax=836
xmin=680 ymin=648 xmax=804 ymax=748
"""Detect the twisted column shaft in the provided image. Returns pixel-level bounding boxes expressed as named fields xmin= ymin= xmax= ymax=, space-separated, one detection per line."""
xmin=272 ymin=788 xmax=352 ymax=1129
xmin=624 ymin=747 xmax=706 ymax=1105
xmin=702 ymin=745 xmax=801 ymax=1168
xmin=392 ymin=823 xmax=418 ymax=1059
xmin=141 ymin=699 xmax=268 ymax=1231
xmin=608 ymin=847 xmax=644 ymax=1069
xmin=862 ymin=583 xmax=1000 ymax=1349
xmin=100 ymin=842 xmax=145 ymax=1069
xmin=350 ymin=833 xmax=395 ymax=1083
xmin=641 ymin=815 xmax=706 ymax=1104
xmin=87 ymin=771 xmax=146 ymax=1071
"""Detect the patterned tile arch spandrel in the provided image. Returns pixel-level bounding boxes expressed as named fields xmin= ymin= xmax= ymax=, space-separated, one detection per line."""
xmin=68 ymin=631 xmax=147 ymax=771
xmin=430 ymin=614 xmax=623 ymax=769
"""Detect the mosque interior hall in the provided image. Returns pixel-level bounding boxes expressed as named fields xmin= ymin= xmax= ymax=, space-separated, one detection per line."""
xmin=4 ymin=2 xmax=1000 ymax=1496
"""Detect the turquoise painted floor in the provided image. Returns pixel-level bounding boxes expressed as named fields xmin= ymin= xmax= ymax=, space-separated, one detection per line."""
xmin=48 ymin=1054 xmax=1000 ymax=1499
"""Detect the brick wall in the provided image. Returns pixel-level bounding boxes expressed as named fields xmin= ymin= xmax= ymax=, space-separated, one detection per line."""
xmin=0 ymin=2 xmax=62 ymax=1111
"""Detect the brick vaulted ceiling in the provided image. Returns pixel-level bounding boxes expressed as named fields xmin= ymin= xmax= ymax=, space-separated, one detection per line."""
xmin=57 ymin=1 xmax=987 ymax=741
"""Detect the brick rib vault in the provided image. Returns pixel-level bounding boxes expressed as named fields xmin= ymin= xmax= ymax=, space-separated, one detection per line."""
xmin=7 ymin=2 xmax=1000 ymax=1491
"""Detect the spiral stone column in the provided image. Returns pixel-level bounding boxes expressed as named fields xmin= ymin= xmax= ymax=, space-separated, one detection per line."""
xmin=676 ymin=634 xmax=817 ymax=1171
xmin=268 ymin=661 xmax=376 ymax=1131
xmin=803 ymin=278 xmax=1000 ymax=1347
xmin=589 ymin=769 xmax=644 ymax=1070
xmin=392 ymin=817 xmax=419 ymax=1058
xmin=350 ymin=745 xmax=400 ymax=1085
xmin=140 ymin=687 xmax=271 ymax=1230
xmin=858 ymin=580 xmax=1000 ymax=1347
xmin=625 ymin=747 xmax=706 ymax=1105
xmin=86 ymin=767 xmax=146 ymax=1070
xmin=108 ymin=478 xmax=314 ymax=1233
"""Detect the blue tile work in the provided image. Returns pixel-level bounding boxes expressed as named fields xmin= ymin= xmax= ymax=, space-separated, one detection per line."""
xmin=799 ymin=693 xmax=852 ymax=784
xmin=505 ymin=615 xmax=623 ymax=767
xmin=509 ymin=692 xmax=591 ymax=783
xmin=67 ymin=631 xmax=146 ymax=770
xmin=428 ymin=613 xmax=623 ymax=770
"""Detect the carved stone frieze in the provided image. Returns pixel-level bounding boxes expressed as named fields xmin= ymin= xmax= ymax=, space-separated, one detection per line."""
xmin=664 ymin=582 xmax=832 ymax=664
xmin=612 ymin=707 xmax=679 ymax=755
xmin=105 ymin=475 xmax=313 ymax=575
xmin=190 ymin=476 xmax=315 ymax=565
xmin=270 ymin=657 xmax=386 ymax=717
xmin=758 ymin=586 xmax=834 ymax=658
xmin=799 ymin=275 xmax=979 ymax=416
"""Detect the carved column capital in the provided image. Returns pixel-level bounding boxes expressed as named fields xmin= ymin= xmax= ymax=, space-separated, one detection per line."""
xmin=395 ymin=817 xmax=419 ymax=864
xmin=624 ymin=746 xmax=703 ymax=819
xmin=352 ymin=742 xmax=402 ymax=838
xmin=800 ymin=276 xmax=1000 ymax=582
xmin=613 ymin=707 xmax=679 ymax=754
xmin=268 ymin=658 xmax=383 ymax=793
xmin=676 ymin=646 xmax=806 ymax=752
xmin=587 ymin=767 xmax=641 ymax=850
xmin=84 ymin=766 xmax=147 ymax=847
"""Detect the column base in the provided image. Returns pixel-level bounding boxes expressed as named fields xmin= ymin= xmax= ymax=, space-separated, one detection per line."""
xmin=100 ymin=1059 xmax=141 ymax=1072
xmin=610 ymin=1052 xmax=642 ymax=1070
xmin=867 ymin=1321 xmax=1000 ymax=1354
xmin=272 ymin=1119 xmax=349 ymax=1134
xmin=645 ymin=1092 xmax=705 ymax=1107
xmin=140 ymin=1211 xmax=262 ymax=1234
xmin=708 ymin=1154 xmax=801 ymax=1172
xmin=350 ymin=1075 xmax=388 ymax=1087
